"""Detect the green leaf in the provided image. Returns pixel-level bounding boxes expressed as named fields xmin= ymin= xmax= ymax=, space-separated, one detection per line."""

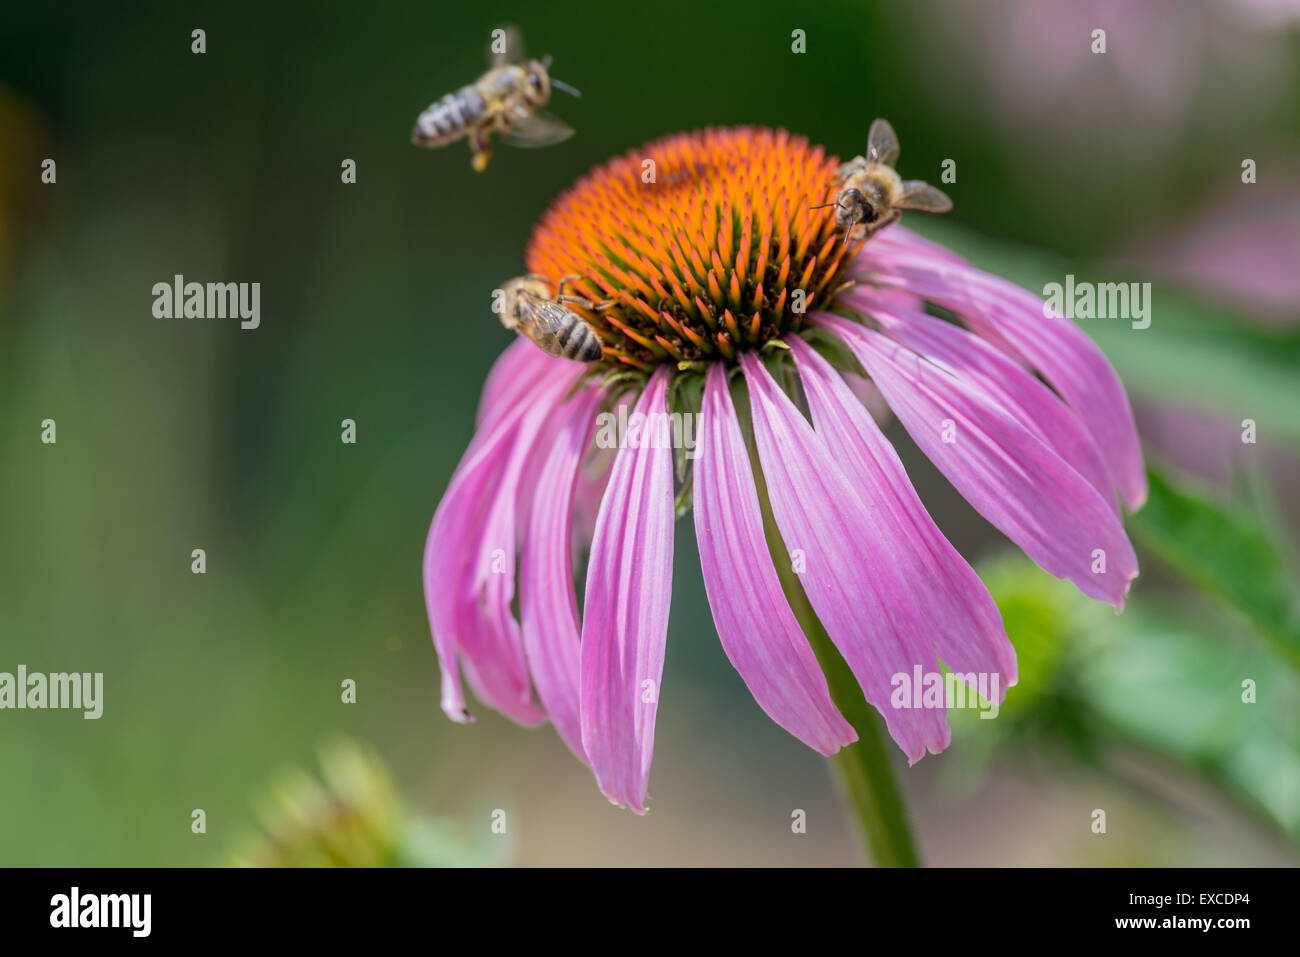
xmin=1075 ymin=601 xmax=1300 ymax=840
xmin=1128 ymin=465 xmax=1300 ymax=670
xmin=956 ymin=554 xmax=1300 ymax=843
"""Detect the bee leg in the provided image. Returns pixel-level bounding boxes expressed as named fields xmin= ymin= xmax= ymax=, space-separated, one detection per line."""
xmin=469 ymin=129 xmax=493 ymax=172
xmin=558 ymin=283 xmax=613 ymax=312
xmin=558 ymin=295 xmax=606 ymax=311
xmin=554 ymin=274 xmax=583 ymax=299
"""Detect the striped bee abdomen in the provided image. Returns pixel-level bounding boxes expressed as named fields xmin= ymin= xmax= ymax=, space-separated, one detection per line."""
xmin=529 ymin=302 xmax=604 ymax=363
xmin=412 ymin=86 xmax=486 ymax=145
xmin=554 ymin=315 xmax=603 ymax=362
xmin=503 ymin=283 xmax=607 ymax=364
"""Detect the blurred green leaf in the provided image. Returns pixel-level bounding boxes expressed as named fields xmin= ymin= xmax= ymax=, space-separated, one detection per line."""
xmin=956 ymin=554 xmax=1300 ymax=844
xmin=1076 ymin=603 xmax=1300 ymax=838
xmin=1129 ymin=465 xmax=1300 ymax=670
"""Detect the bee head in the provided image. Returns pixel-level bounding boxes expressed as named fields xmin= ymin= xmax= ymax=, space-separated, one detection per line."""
xmin=837 ymin=186 xmax=877 ymax=228
xmin=522 ymin=60 xmax=551 ymax=104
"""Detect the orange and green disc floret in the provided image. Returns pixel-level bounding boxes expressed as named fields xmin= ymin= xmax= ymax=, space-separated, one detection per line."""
xmin=525 ymin=127 xmax=863 ymax=372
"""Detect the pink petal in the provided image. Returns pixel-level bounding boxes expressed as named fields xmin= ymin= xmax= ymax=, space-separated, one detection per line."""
xmin=580 ymin=369 xmax=675 ymax=812
xmin=474 ymin=342 xmax=584 ymax=545
xmin=739 ymin=352 xmax=952 ymax=763
xmin=858 ymin=239 xmax=1147 ymax=509
xmin=817 ymin=313 xmax=1138 ymax=608
xmin=845 ymin=286 xmax=1116 ymax=509
xmin=520 ymin=387 xmax=604 ymax=763
xmin=694 ymin=363 xmax=857 ymax=755
xmin=475 ymin=337 xmax=570 ymax=429
xmin=870 ymin=225 xmax=968 ymax=265
xmin=570 ymin=406 xmax=623 ymax=553
xmin=424 ymin=372 xmax=575 ymax=726
xmin=787 ymin=336 xmax=1018 ymax=691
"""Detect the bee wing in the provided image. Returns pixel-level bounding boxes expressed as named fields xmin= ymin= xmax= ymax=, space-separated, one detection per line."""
xmin=501 ymin=109 xmax=575 ymax=148
xmin=898 ymin=180 xmax=953 ymax=213
xmin=488 ymin=25 xmax=525 ymax=67
xmin=539 ymin=304 xmax=573 ymax=336
xmin=529 ymin=302 xmax=572 ymax=353
xmin=866 ymin=118 xmax=900 ymax=167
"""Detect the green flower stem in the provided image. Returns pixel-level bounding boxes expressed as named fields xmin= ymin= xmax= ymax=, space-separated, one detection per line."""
xmin=796 ymin=600 xmax=922 ymax=868
xmin=734 ymin=376 xmax=921 ymax=867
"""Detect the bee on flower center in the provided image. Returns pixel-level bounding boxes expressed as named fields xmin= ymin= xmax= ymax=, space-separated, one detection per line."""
xmin=813 ymin=118 xmax=953 ymax=246
xmin=497 ymin=274 xmax=610 ymax=363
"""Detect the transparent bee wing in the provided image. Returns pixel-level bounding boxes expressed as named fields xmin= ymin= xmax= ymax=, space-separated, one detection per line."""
xmin=502 ymin=109 xmax=575 ymax=148
xmin=898 ymin=180 xmax=953 ymax=213
xmin=536 ymin=306 xmax=576 ymax=355
xmin=540 ymin=305 xmax=572 ymax=336
xmin=488 ymin=25 xmax=525 ymax=67
xmin=513 ymin=296 xmax=559 ymax=353
xmin=866 ymin=118 xmax=900 ymax=167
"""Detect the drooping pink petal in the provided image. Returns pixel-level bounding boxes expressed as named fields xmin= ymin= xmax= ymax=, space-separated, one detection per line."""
xmin=571 ymin=450 xmax=613 ymax=556
xmin=694 ymin=363 xmax=857 ymax=755
xmin=857 ymin=239 xmax=1147 ymax=509
xmin=520 ymin=387 xmax=603 ymax=762
xmin=817 ymin=312 xmax=1138 ymax=608
xmin=424 ymin=369 xmax=576 ymax=726
xmin=739 ymin=352 xmax=952 ymax=763
xmin=570 ymin=402 xmax=623 ymax=553
xmin=845 ymin=286 xmax=1116 ymax=509
xmin=472 ymin=342 xmax=585 ymax=545
xmin=839 ymin=368 xmax=881 ymax=415
xmin=786 ymin=336 xmax=1017 ymax=692
xmin=475 ymin=337 xmax=569 ymax=429
xmin=870 ymin=223 xmax=969 ymax=264
xmin=580 ymin=368 xmax=675 ymax=812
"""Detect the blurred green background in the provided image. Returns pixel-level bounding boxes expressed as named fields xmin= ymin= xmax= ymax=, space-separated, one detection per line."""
xmin=2 ymin=0 xmax=1298 ymax=865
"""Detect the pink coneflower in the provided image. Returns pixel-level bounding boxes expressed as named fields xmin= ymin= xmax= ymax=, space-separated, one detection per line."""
xmin=424 ymin=127 xmax=1145 ymax=814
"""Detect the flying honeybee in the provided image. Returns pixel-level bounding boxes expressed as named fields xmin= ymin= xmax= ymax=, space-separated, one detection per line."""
xmin=411 ymin=33 xmax=580 ymax=172
xmin=812 ymin=118 xmax=953 ymax=246
xmin=497 ymin=274 xmax=610 ymax=363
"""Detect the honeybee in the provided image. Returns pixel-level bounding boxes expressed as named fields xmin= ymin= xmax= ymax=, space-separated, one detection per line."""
xmin=411 ymin=35 xmax=581 ymax=172
xmin=497 ymin=274 xmax=610 ymax=363
xmin=812 ymin=118 xmax=953 ymax=246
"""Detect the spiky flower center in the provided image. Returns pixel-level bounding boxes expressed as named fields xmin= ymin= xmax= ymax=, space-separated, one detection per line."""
xmin=526 ymin=127 xmax=860 ymax=371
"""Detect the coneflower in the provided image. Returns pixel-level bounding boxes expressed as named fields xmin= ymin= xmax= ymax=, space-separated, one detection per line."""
xmin=423 ymin=127 xmax=1144 ymax=822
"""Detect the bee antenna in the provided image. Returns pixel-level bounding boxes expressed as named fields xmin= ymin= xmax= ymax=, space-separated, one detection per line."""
xmin=550 ymin=77 xmax=582 ymax=98
xmin=808 ymin=202 xmax=838 ymax=210
xmin=541 ymin=53 xmax=553 ymax=69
